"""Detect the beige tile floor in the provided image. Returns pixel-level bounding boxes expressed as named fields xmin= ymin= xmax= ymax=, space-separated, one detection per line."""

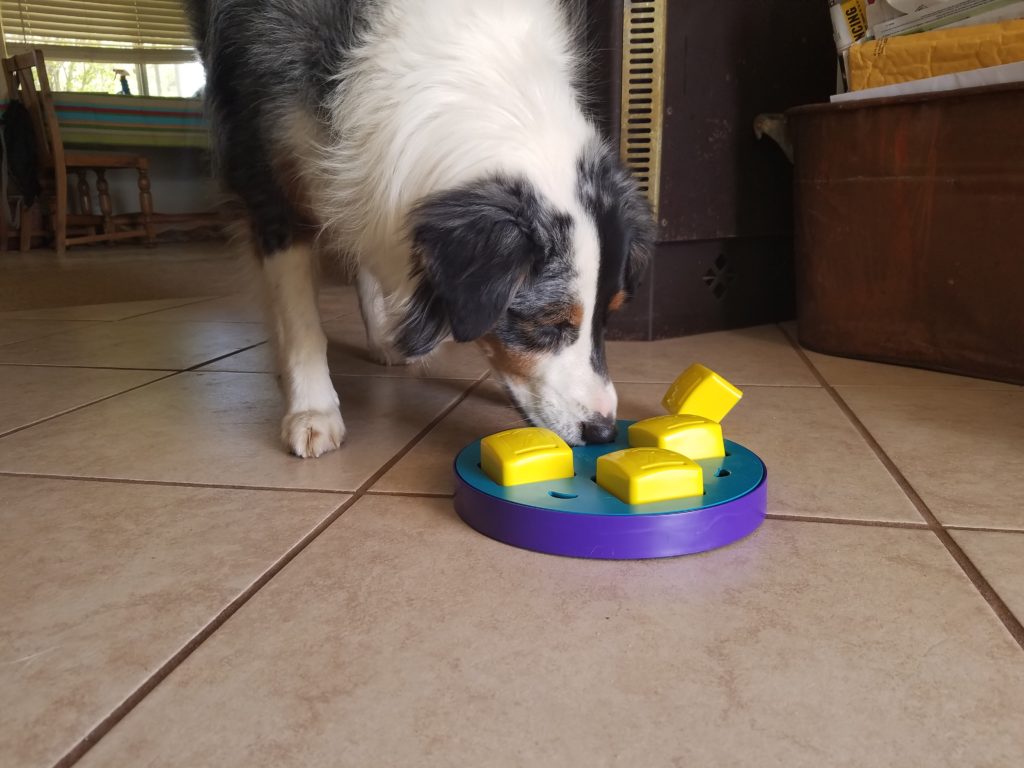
xmin=1 ymin=286 xmax=1022 ymax=768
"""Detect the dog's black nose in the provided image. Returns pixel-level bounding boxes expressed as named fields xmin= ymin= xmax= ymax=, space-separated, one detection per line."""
xmin=581 ymin=416 xmax=617 ymax=444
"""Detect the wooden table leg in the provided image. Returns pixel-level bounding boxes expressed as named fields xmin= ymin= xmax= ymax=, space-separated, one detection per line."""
xmin=137 ymin=167 xmax=156 ymax=247
xmin=96 ymin=169 xmax=115 ymax=242
xmin=54 ymin=170 xmax=68 ymax=257
xmin=77 ymin=171 xmax=92 ymax=215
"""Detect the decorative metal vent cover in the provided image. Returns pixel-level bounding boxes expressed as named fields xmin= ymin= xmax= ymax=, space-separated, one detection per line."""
xmin=703 ymin=253 xmax=736 ymax=300
xmin=619 ymin=0 xmax=667 ymax=217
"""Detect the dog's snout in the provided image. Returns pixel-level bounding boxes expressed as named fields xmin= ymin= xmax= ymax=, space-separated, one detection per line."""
xmin=581 ymin=416 xmax=617 ymax=445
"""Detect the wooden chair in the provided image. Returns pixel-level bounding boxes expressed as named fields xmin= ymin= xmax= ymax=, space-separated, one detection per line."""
xmin=2 ymin=50 xmax=155 ymax=256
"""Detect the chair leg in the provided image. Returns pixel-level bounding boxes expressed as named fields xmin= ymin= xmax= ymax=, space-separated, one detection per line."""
xmin=96 ymin=169 xmax=115 ymax=242
xmin=77 ymin=171 xmax=98 ymax=237
xmin=0 ymin=198 xmax=8 ymax=256
xmin=137 ymin=167 xmax=156 ymax=246
xmin=20 ymin=203 xmax=36 ymax=253
xmin=76 ymin=171 xmax=92 ymax=215
xmin=55 ymin=168 xmax=68 ymax=257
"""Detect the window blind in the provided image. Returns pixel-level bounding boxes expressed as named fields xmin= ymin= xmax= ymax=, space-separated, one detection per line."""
xmin=1 ymin=0 xmax=196 ymax=63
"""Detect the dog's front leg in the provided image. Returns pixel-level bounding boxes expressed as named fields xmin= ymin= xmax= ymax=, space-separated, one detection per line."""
xmin=263 ymin=242 xmax=345 ymax=458
xmin=356 ymin=269 xmax=410 ymax=366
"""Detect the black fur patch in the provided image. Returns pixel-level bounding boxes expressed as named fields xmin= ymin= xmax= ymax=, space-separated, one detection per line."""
xmin=577 ymin=142 xmax=656 ymax=373
xmin=494 ymin=244 xmax=579 ymax=356
xmin=395 ymin=175 xmax=576 ymax=358
xmin=186 ymin=0 xmax=374 ymax=256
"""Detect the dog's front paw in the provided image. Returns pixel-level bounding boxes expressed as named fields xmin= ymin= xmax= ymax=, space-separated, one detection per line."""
xmin=367 ymin=342 xmax=412 ymax=367
xmin=282 ymin=409 xmax=346 ymax=458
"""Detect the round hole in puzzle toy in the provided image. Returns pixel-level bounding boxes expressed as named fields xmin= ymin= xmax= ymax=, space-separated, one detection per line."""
xmin=716 ymin=469 xmax=731 ymax=478
xmin=549 ymin=491 xmax=579 ymax=500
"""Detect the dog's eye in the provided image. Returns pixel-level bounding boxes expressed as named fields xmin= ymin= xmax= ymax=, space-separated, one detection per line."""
xmin=505 ymin=301 xmax=583 ymax=350
xmin=542 ymin=321 xmax=579 ymax=348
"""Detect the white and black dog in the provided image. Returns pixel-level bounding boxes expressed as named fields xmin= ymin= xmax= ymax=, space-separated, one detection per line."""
xmin=187 ymin=0 xmax=654 ymax=457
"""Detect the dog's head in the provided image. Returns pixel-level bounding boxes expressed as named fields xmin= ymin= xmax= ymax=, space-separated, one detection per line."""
xmin=396 ymin=143 xmax=654 ymax=445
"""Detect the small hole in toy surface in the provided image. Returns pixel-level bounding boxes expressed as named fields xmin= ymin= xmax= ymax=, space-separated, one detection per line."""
xmin=549 ymin=491 xmax=578 ymax=500
xmin=591 ymin=475 xmax=597 ymax=483
xmin=716 ymin=469 xmax=731 ymax=478
xmin=724 ymin=451 xmax=732 ymax=457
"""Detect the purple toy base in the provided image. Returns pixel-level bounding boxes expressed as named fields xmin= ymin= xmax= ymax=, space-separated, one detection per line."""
xmin=454 ymin=469 xmax=767 ymax=561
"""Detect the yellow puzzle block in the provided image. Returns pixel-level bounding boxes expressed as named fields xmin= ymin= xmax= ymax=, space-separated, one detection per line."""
xmin=628 ymin=414 xmax=725 ymax=460
xmin=662 ymin=363 xmax=743 ymax=422
xmin=596 ymin=448 xmax=704 ymax=505
xmin=480 ymin=427 xmax=574 ymax=487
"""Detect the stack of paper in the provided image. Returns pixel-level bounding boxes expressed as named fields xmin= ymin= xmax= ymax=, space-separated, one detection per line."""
xmin=871 ymin=0 xmax=1023 ymax=38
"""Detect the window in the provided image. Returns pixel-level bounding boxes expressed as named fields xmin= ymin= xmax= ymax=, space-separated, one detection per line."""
xmin=145 ymin=61 xmax=205 ymax=98
xmin=46 ymin=60 xmax=141 ymax=95
xmin=0 ymin=0 xmax=204 ymax=97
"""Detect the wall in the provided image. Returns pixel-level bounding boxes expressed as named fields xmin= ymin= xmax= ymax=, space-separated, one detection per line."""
xmin=584 ymin=0 xmax=838 ymax=340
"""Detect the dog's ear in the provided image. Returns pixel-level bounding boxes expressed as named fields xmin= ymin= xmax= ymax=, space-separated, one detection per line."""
xmin=578 ymin=143 xmax=655 ymax=302
xmin=396 ymin=177 xmax=557 ymax=356
xmin=620 ymin=180 xmax=655 ymax=298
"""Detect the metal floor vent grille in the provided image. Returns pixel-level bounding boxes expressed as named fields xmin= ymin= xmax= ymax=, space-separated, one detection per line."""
xmin=619 ymin=0 xmax=667 ymax=218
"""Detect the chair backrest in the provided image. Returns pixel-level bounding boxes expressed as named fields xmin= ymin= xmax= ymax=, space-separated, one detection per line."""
xmin=2 ymin=50 xmax=63 ymax=170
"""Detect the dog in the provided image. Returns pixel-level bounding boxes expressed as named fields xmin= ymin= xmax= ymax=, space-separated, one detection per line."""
xmin=187 ymin=0 xmax=655 ymax=457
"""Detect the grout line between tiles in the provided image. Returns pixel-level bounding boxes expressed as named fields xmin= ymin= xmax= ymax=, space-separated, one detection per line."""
xmin=0 ymin=342 xmax=269 ymax=375
xmin=0 ymin=373 xmax=180 ymax=441
xmin=111 ymin=296 xmax=220 ymax=321
xmin=366 ymin=490 xmax=457 ymax=499
xmin=0 ymin=362 xmax=179 ymax=372
xmin=0 ymin=324 xmax=100 ymax=350
xmin=0 ymin=341 xmax=271 ymax=443
xmin=779 ymin=324 xmax=1024 ymax=651
xmin=52 ymin=493 xmax=358 ymax=768
xmin=0 ymin=471 xmax=358 ymax=495
xmin=217 ymin=371 xmax=487 ymax=381
xmin=764 ymin=513 xmax=929 ymax=530
xmin=55 ymin=372 xmax=490 ymax=768
xmin=945 ymin=525 xmax=1024 ymax=535
xmin=179 ymin=341 xmax=269 ymax=372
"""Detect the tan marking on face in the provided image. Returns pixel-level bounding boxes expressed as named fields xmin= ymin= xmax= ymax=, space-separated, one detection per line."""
xmin=534 ymin=303 xmax=583 ymax=330
xmin=608 ymin=291 xmax=627 ymax=313
xmin=569 ymin=303 xmax=584 ymax=328
xmin=478 ymin=335 xmax=540 ymax=379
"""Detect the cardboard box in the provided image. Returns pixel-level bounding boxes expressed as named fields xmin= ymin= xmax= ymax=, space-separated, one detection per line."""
xmin=789 ymin=83 xmax=1024 ymax=384
xmin=848 ymin=17 xmax=1024 ymax=89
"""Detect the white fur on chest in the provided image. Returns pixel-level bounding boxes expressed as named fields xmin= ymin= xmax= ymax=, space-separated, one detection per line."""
xmin=315 ymin=0 xmax=598 ymax=300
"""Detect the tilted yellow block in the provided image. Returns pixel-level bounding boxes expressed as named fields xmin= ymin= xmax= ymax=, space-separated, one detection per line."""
xmin=662 ymin=363 xmax=743 ymax=422
xmin=480 ymin=427 xmax=574 ymax=487
xmin=596 ymin=448 xmax=704 ymax=505
xmin=628 ymin=414 xmax=725 ymax=460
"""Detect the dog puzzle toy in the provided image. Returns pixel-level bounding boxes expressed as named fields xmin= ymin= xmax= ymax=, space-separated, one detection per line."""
xmin=454 ymin=363 xmax=766 ymax=560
